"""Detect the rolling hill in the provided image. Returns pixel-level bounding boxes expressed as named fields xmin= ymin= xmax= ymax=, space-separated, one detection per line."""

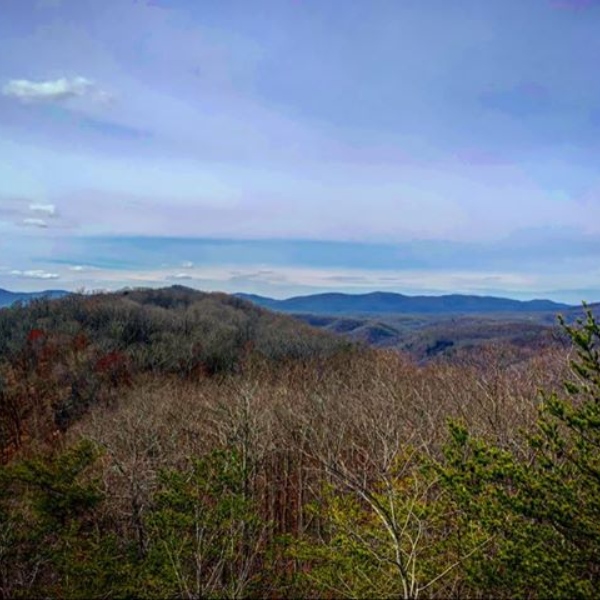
xmin=236 ymin=291 xmax=572 ymax=316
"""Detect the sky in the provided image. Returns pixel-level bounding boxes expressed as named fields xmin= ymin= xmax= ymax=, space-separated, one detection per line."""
xmin=1 ymin=0 xmax=600 ymax=302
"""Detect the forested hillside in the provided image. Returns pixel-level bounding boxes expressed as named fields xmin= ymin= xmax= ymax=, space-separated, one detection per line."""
xmin=1 ymin=287 xmax=599 ymax=598
xmin=0 ymin=286 xmax=346 ymax=458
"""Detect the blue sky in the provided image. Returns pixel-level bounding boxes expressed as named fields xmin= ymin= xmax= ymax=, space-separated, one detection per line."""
xmin=1 ymin=0 xmax=600 ymax=301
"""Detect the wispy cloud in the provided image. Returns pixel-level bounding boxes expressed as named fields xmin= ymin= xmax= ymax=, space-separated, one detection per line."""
xmin=0 ymin=199 xmax=59 ymax=229
xmin=22 ymin=218 xmax=48 ymax=228
xmin=10 ymin=269 xmax=59 ymax=280
xmin=29 ymin=203 xmax=56 ymax=216
xmin=2 ymin=76 xmax=111 ymax=104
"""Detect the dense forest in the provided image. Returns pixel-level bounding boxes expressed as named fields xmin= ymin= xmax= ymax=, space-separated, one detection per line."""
xmin=1 ymin=286 xmax=598 ymax=598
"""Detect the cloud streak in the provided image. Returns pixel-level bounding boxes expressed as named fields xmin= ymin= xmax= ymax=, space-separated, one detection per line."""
xmin=2 ymin=76 xmax=110 ymax=104
xmin=29 ymin=203 xmax=56 ymax=216
xmin=10 ymin=269 xmax=59 ymax=280
xmin=22 ymin=218 xmax=48 ymax=228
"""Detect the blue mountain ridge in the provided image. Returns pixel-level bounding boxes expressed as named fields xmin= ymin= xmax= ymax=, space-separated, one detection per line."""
xmin=235 ymin=291 xmax=573 ymax=315
xmin=0 ymin=287 xmax=580 ymax=316
xmin=0 ymin=288 xmax=70 ymax=308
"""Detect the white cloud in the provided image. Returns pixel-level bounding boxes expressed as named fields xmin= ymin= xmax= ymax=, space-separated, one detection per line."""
xmin=168 ymin=273 xmax=194 ymax=280
xmin=66 ymin=265 xmax=99 ymax=273
xmin=22 ymin=218 xmax=48 ymax=228
xmin=29 ymin=203 xmax=56 ymax=216
xmin=10 ymin=269 xmax=59 ymax=280
xmin=181 ymin=261 xmax=194 ymax=268
xmin=2 ymin=77 xmax=110 ymax=104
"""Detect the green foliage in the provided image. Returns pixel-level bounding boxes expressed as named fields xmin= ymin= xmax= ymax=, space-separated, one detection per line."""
xmin=3 ymin=438 xmax=102 ymax=525
xmin=142 ymin=449 xmax=263 ymax=599
xmin=440 ymin=306 xmax=600 ymax=598
xmin=293 ymin=456 xmax=471 ymax=600
xmin=295 ymin=487 xmax=399 ymax=599
xmin=1 ymin=443 xmax=268 ymax=599
xmin=0 ymin=440 xmax=126 ymax=598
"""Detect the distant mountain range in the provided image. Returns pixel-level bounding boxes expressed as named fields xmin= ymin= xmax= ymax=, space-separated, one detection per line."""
xmin=1 ymin=286 xmax=595 ymax=363
xmin=236 ymin=291 xmax=573 ymax=316
xmin=0 ymin=287 xmax=584 ymax=317
xmin=0 ymin=288 xmax=70 ymax=308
